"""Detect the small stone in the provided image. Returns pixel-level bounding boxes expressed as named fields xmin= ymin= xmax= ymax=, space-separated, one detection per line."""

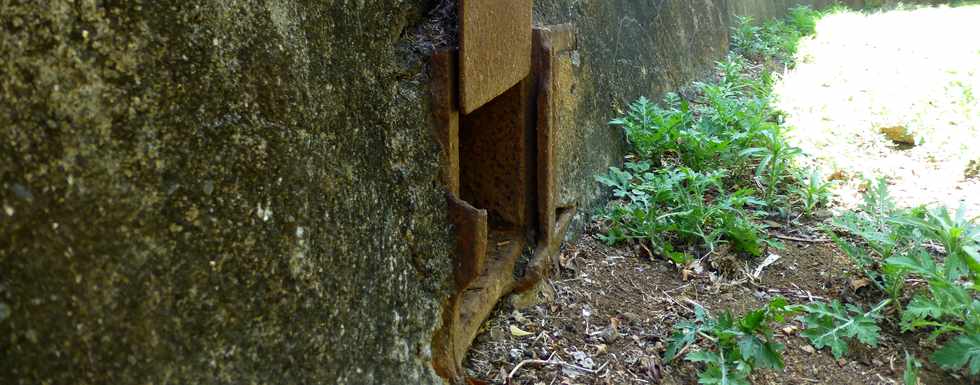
xmin=595 ymin=344 xmax=607 ymax=355
xmin=965 ymin=159 xmax=979 ymax=179
xmin=879 ymin=125 xmax=915 ymax=145
xmin=620 ymin=311 xmax=642 ymax=325
xmin=509 ymin=348 xmax=522 ymax=361
xmin=801 ymin=345 xmax=816 ymax=354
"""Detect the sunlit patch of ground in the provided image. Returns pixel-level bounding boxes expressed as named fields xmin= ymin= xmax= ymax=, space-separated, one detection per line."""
xmin=775 ymin=4 xmax=980 ymax=216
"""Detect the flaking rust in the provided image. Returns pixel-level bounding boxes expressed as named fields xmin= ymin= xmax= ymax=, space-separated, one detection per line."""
xmin=429 ymin=11 xmax=580 ymax=384
xmin=458 ymin=0 xmax=532 ymax=114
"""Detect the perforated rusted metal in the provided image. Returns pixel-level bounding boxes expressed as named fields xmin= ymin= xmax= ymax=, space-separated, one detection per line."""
xmin=459 ymin=79 xmax=534 ymax=230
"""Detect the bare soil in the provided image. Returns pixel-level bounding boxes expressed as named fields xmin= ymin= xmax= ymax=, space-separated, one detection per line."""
xmin=464 ymin=222 xmax=977 ymax=385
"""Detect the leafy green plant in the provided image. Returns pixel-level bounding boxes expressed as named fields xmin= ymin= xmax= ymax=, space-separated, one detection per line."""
xmin=787 ymin=5 xmax=819 ymax=36
xmin=931 ymin=333 xmax=980 ymax=375
xmin=739 ymin=127 xmax=802 ymax=203
xmin=892 ymin=205 xmax=980 ymax=281
xmin=828 ymin=180 xmax=917 ymax=303
xmin=795 ymin=299 xmax=890 ymax=359
xmin=889 ymin=248 xmax=976 ymax=334
xmin=731 ymin=6 xmax=822 ymax=64
xmin=600 ymin=6 xmax=823 ymax=269
xmin=610 ymin=95 xmax=692 ymax=166
xmin=596 ymin=165 xmax=768 ymax=264
xmin=790 ymin=167 xmax=833 ymax=216
xmin=665 ymin=298 xmax=794 ymax=385
xmin=885 ymin=247 xmax=980 ymax=375
xmin=829 ymin=181 xmax=980 ymax=377
xmin=830 ymin=231 xmax=907 ymax=304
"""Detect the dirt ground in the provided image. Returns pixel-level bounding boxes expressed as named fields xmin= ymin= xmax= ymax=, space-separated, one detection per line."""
xmin=774 ymin=4 xmax=980 ymax=217
xmin=463 ymin=223 xmax=976 ymax=385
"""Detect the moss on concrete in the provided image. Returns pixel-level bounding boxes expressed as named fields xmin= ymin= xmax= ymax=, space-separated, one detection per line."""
xmin=0 ymin=1 xmax=452 ymax=384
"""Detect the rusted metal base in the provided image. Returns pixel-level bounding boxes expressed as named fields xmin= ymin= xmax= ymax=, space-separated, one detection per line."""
xmin=432 ymin=194 xmax=487 ymax=382
xmin=429 ymin=16 xmax=580 ymax=385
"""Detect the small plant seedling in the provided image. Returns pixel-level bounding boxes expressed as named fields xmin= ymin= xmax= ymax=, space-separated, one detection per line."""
xmin=790 ymin=167 xmax=833 ymax=216
xmin=904 ymin=351 xmax=922 ymax=385
xmin=739 ymin=127 xmax=802 ymax=204
xmin=795 ymin=299 xmax=889 ymax=359
xmin=891 ymin=204 xmax=980 ymax=281
xmin=665 ymin=298 xmax=795 ymax=385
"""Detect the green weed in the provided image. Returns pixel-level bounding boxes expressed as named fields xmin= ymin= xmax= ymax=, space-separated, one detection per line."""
xmin=790 ymin=167 xmax=833 ymax=217
xmin=601 ymin=7 xmax=824 ymax=267
xmin=828 ymin=181 xmax=980 ymax=377
xmin=739 ymin=126 xmax=802 ymax=204
xmin=731 ymin=6 xmax=821 ymax=64
xmin=795 ymin=299 xmax=889 ymax=358
xmin=904 ymin=351 xmax=922 ymax=385
xmin=596 ymin=164 xmax=767 ymax=264
xmin=665 ymin=298 xmax=794 ymax=385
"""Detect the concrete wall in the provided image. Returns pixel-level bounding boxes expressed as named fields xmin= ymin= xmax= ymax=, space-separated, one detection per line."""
xmin=0 ymin=1 xmax=939 ymax=384
xmin=0 ymin=1 xmax=452 ymax=384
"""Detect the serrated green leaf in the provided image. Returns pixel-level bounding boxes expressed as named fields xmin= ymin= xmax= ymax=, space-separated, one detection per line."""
xmin=696 ymin=360 xmax=751 ymax=385
xmin=799 ymin=300 xmax=887 ymax=359
xmin=885 ymin=250 xmax=938 ymax=277
xmin=686 ymin=350 xmax=722 ymax=364
xmin=850 ymin=316 xmax=882 ymax=347
xmin=931 ymin=333 xmax=980 ymax=375
xmin=665 ymin=321 xmax=698 ymax=362
xmin=739 ymin=310 xmax=766 ymax=331
xmin=800 ymin=318 xmax=849 ymax=358
xmin=901 ymin=295 xmax=944 ymax=330
xmin=738 ymin=336 xmax=784 ymax=370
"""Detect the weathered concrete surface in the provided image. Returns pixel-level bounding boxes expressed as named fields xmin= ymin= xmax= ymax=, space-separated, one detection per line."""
xmin=0 ymin=1 xmax=948 ymax=384
xmin=0 ymin=1 xmax=452 ymax=385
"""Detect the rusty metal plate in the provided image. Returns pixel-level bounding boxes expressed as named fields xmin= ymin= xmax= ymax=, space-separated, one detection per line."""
xmin=458 ymin=0 xmax=532 ymax=114
xmin=533 ymin=24 xmax=577 ymax=244
xmin=459 ymin=80 xmax=534 ymax=229
xmin=430 ymin=50 xmax=461 ymax=196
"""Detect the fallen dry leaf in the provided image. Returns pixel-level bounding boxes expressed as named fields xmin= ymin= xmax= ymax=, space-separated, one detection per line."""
xmin=850 ymin=277 xmax=873 ymax=291
xmin=509 ymin=325 xmax=533 ymax=337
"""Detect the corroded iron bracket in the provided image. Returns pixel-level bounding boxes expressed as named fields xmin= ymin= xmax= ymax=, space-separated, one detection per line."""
xmin=429 ymin=5 xmax=579 ymax=384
